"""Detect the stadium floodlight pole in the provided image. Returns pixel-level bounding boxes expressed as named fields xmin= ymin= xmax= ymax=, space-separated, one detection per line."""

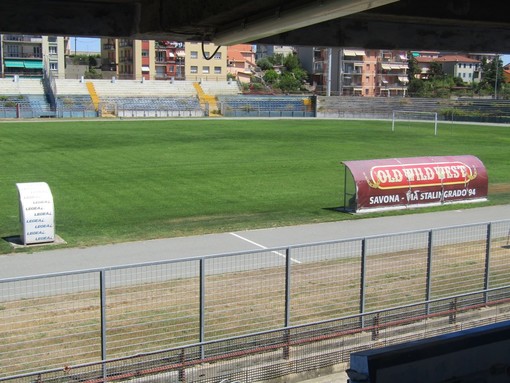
xmin=494 ymin=55 xmax=499 ymax=100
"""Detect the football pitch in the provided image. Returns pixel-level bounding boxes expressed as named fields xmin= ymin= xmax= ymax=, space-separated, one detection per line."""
xmin=0 ymin=118 xmax=508 ymax=253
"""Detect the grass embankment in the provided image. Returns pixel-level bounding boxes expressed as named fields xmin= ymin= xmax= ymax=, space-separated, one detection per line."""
xmin=0 ymin=119 xmax=508 ymax=253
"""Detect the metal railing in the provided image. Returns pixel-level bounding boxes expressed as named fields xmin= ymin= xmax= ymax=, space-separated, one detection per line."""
xmin=1 ymin=220 xmax=510 ymax=380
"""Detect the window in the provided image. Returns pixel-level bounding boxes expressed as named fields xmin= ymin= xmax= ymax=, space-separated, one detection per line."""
xmin=50 ymin=62 xmax=58 ymax=71
xmin=142 ymin=50 xmax=149 ymax=57
xmin=190 ymin=51 xmax=198 ymax=59
xmin=33 ymin=46 xmax=42 ymax=57
xmin=202 ymin=66 xmax=210 ymax=74
xmin=190 ymin=65 xmax=198 ymax=73
xmin=214 ymin=66 xmax=222 ymax=74
xmin=458 ymin=63 xmax=462 ymax=68
xmin=214 ymin=52 xmax=222 ymax=59
xmin=49 ymin=46 xmax=57 ymax=55
xmin=156 ymin=51 xmax=165 ymax=62
xmin=7 ymin=45 xmax=19 ymax=56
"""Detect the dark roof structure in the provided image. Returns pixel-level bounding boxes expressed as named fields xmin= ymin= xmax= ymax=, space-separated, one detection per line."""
xmin=0 ymin=0 xmax=509 ymax=52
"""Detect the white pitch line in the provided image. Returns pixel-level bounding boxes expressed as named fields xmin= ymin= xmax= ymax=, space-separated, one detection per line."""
xmin=230 ymin=233 xmax=302 ymax=264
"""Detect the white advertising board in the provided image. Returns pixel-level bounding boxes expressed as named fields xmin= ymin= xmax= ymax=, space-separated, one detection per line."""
xmin=16 ymin=182 xmax=55 ymax=245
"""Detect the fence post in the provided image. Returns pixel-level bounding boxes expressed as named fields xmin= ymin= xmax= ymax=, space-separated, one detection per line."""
xmin=484 ymin=223 xmax=492 ymax=304
xmin=359 ymin=239 xmax=366 ymax=328
xmin=371 ymin=313 xmax=380 ymax=341
xmin=283 ymin=247 xmax=291 ymax=360
xmin=199 ymin=258 xmax=206 ymax=359
xmin=100 ymin=270 xmax=107 ymax=381
xmin=179 ymin=349 xmax=186 ymax=382
xmin=425 ymin=230 xmax=433 ymax=315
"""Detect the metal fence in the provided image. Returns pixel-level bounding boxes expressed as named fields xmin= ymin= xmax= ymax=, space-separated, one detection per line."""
xmin=1 ymin=220 xmax=510 ymax=380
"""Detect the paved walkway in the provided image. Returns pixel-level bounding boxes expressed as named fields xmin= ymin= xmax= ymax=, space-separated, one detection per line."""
xmin=1 ymin=204 xmax=509 ymax=279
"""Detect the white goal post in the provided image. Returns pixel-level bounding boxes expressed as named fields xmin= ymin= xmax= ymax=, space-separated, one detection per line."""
xmin=392 ymin=110 xmax=439 ymax=136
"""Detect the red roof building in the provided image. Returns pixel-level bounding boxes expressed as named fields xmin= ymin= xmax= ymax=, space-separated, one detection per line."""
xmin=415 ymin=55 xmax=481 ymax=83
xmin=227 ymin=44 xmax=256 ymax=83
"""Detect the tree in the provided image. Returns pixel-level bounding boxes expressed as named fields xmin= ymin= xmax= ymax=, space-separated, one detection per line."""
xmin=278 ymin=72 xmax=301 ymax=92
xmin=256 ymin=57 xmax=273 ymax=71
xmin=269 ymin=53 xmax=285 ymax=66
xmin=407 ymin=78 xmax=425 ymax=96
xmin=407 ymin=51 xmax=420 ymax=82
xmin=263 ymin=69 xmax=279 ymax=85
xmin=283 ymin=53 xmax=300 ymax=71
xmin=428 ymin=62 xmax=444 ymax=80
xmin=479 ymin=56 xmax=504 ymax=94
xmin=84 ymin=68 xmax=102 ymax=79
xmin=88 ymin=55 xmax=98 ymax=68
xmin=254 ymin=53 xmax=309 ymax=93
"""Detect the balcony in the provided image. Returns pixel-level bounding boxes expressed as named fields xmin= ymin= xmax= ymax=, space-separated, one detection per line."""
xmin=3 ymin=35 xmax=42 ymax=42
xmin=342 ymin=69 xmax=362 ymax=75
xmin=119 ymin=40 xmax=133 ymax=48
xmin=4 ymin=52 xmax=43 ymax=59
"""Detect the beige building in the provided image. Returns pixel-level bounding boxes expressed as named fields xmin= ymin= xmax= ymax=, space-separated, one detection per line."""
xmin=185 ymin=42 xmax=227 ymax=81
xmin=100 ymin=38 xmax=156 ymax=80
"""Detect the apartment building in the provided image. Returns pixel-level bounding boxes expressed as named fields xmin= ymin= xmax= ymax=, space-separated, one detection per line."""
xmin=155 ymin=41 xmax=185 ymax=80
xmin=255 ymin=45 xmax=295 ymax=61
xmin=0 ymin=34 xmax=65 ymax=79
xmin=298 ymin=47 xmax=408 ymax=96
xmin=377 ymin=50 xmax=408 ymax=96
xmin=100 ymin=38 xmax=155 ymax=80
xmin=184 ymin=42 xmax=227 ymax=81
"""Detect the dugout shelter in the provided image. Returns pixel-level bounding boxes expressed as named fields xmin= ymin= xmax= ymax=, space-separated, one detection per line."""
xmin=342 ymin=155 xmax=488 ymax=213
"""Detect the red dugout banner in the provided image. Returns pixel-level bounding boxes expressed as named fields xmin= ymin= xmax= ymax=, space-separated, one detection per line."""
xmin=343 ymin=155 xmax=488 ymax=212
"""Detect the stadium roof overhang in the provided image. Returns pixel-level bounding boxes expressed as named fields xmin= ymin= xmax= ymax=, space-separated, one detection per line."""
xmin=0 ymin=0 xmax=509 ymax=52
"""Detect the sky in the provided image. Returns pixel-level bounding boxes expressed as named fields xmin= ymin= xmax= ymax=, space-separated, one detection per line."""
xmin=71 ymin=37 xmax=510 ymax=65
xmin=72 ymin=37 xmax=100 ymax=53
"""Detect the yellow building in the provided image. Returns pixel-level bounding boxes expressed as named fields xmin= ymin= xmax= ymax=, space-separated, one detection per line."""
xmin=184 ymin=42 xmax=227 ymax=81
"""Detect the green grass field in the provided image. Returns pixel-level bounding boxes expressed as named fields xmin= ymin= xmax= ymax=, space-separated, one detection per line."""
xmin=0 ymin=118 xmax=508 ymax=254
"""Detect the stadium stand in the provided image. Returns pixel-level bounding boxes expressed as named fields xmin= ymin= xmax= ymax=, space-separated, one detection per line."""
xmin=199 ymin=80 xmax=241 ymax=96
xmin=218 ymin=95 xmax=315 ymax=117
xmin=53 ymin=79 xmax=97 ymax=118
xmin=102 ymin=96 xmax=203 ymax=118
xmin=89 ymin=79 xmax=203 ymax=117
xmin=52 ymin=79 xmax=204 ymax=118
xmin=3 ymin=76 xmax=509 ymax=122
xmin=0 ymin=78 xmax=54 ymax=118
xmin=90 ymin=79 xmax=197 ymax=97
xmin=317 ymin=96 xmax=510 ymax=123
xmin=316 ymin=96 xmax=449 ymax=119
